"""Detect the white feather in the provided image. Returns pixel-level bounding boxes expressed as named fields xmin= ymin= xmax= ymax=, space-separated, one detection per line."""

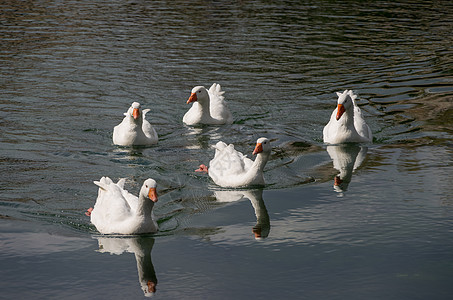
xmin=323 ymin=90 xmax=372 ymax=144
xmin=205 ymin=138 xmax=271 ymax=188
xmin=183 ymin=83 xmax=233 ymax=125
xmin=113 ymin=102 xmax=158 ymax=146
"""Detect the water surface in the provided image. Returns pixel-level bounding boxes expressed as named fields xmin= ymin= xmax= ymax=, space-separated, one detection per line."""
xmin=1 ymin=1 xmax=452 ymax=299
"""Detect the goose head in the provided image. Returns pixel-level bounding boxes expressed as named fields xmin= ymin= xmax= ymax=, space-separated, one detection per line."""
xmin=187 ymin=86 xmax=209 ymax=105
xmin=335 ymin=90 xmax=354 ymax=121
xmin=252 ymin=137 xmax=271 ymax=155
xmin=125 ymin=102 xmax=142 ymax=121
xmin=141 ymin=178 xmax=158 ymax=203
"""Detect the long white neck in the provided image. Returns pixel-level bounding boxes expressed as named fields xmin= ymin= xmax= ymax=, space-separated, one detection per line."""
xmin=198 ymin=98 xmax=212 ymax=121
xmin=252 ymin=151 xmax=270 ymax=172
xmin=246 ymin=152 xmax=270 ymax=187
xmin=342 ymin=105 xmax=355 ymax=127
xmin=136 ymin=193 xmax=153 ymax=218
xmin=336 ymin=106 xmax=361 ymax=140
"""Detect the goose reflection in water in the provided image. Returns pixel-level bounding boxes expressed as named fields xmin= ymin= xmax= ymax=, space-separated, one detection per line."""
xmin=326 ymin=144 xmax=367 ymax=195
xmin=214 ymin=189 xmax=270 ymax=239
xmin=182 ymin=126 xmax=223 ymax=150
xmin=94 ymin=236 xmax=157 ymax=297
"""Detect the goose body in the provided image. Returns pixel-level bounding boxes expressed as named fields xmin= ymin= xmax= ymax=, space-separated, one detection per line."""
xmin=113 ymin=102 xmax=158 ymax=146
xmin=89 ymin=177 xmax=158 ymax=235
xmin=198 ymin=138 xmax=271 ymax=188
xmin=183 ymin=83 xmax=233 ymax=125
xmin=323 ymin=90 xmax=372 ymax=144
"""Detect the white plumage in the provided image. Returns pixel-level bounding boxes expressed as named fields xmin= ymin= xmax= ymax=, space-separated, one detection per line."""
xmin=113 ymin=102 xmax=158 ymax=146
xmin=323 ymin=90 xmax=372 ymax=144
xmin=183 ymin=83 xmax=233 ymax=125
xmin=88 ymin=177 xmax=158 ymax=235
xmin=198 ymin=137 xmax=271 ymax=188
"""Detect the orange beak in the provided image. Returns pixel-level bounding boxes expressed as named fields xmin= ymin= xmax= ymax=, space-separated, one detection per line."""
xmin=253 ymin=143 xmax=263 ymax=155
xmin=336 ymin=104 xmax=345 ymax=121
xmin=148 ymin=188 xmax=158 ymax=203
xmin=187 ymin=93 xmax=197 ymax=104
xmin=133 ymin=108 xmax=140 ymax=120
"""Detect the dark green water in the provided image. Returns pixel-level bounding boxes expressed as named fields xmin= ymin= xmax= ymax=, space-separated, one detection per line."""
xmin=1 ymin=1 xmax=452 ymax=299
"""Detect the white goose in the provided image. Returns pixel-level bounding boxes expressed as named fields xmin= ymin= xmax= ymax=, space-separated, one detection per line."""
xmin=183 ymin=83 xmax=233 ymax=125
xmin=86 ymin=177 xmax=158 ymax=235
xmin=196 ymin=137 xmax=271 ymax=188
xmin=113 ymin=102 xmax=158 ymax=146
xmin=323 ymin=90 xmax=372 ymax=144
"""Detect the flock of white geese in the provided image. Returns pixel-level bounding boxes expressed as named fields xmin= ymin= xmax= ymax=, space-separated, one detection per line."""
xmin=87 ymin=83 xmax=372 ymax=235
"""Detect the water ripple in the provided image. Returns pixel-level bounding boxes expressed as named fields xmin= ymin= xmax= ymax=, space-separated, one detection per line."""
xmin=0 ymin=0 xmax=452 ymax=237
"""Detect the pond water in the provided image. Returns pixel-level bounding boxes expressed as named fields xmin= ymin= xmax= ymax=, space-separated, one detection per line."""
xmin=1 ymin=1 xmax=452 ymax=299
